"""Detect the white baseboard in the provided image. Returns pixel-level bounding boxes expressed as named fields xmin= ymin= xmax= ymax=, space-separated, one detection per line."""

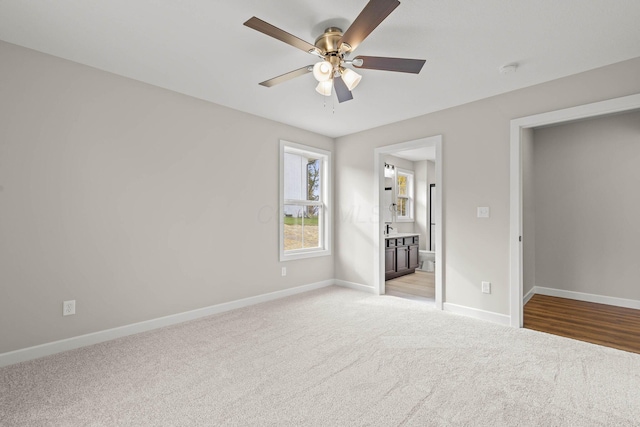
xmin=533 ymin=286 xmax=640 ymax=310
xmin=443 ymin=303 xmax=511 ymax=326
xmin=0 ymin=280 xmax=334 ymax=368
xmin=523 ymin=287 xmax=536 ymax=305
xmin=334 ymin=280 xmax=377 ymax=294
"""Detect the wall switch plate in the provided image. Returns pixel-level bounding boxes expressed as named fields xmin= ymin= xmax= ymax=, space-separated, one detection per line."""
xmin=281 ymin=267 xmax=287 ymax=276
xmin=481 ymin=282 xmax=491 ymax=294
xmin=477 ymin=207 xmax=490 ymax=218
xmin=63 ymin=300 xmax=76 ymax=316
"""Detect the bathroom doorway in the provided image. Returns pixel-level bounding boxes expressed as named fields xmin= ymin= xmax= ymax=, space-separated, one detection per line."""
xmin=374 ymin=136 xmax=443 ymax=309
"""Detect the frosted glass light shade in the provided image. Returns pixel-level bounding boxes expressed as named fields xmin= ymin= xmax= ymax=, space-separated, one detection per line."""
xmin=313 ymin=61 xmax=332 ymax=82
xmin=341 ymin=68 xmax=362 ymax=91
xmin=315 ymin=80 xmax=333 ymax=96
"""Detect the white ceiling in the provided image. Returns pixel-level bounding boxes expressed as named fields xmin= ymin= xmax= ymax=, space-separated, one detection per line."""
xmin=1 ymin=0 xmax=639 ymax=138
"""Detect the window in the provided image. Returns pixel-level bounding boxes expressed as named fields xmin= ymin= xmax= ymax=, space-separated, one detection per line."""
xmin=395 ymin=168 xmax=414 ymax=222
xmin=280 ymin=141 xmax=331 ymax=261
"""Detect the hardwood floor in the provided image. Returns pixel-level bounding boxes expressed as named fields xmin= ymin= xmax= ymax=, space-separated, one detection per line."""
xmin=524 ymin=294 xmax=640 ymax=354
xmin=385 ymin=270 xmax=435 ymax=299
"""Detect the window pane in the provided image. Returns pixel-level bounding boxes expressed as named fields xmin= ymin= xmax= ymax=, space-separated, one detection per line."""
xmin=307 ymin=159 xmax=321 ymax=201
xmin=283 ymin=204 xmax=321 ymax=251
xmin=397 ymin=198 xmax=407 ymax=217
xmin=284 ymin=153 xmax=304 ymax=200
xmin=303 ymin=205 xmax=320 ymax=249
xmin=284 ymin=152 xmax=322 ymax=202
xmin=397 ymin=175 xmax=407 ymax=197
xmin=283 ymin=204 xmax=303 ymax=251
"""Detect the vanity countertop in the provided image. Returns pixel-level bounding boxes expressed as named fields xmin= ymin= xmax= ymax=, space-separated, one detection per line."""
xmin=385 ymin=233 xmax=419 ymax=239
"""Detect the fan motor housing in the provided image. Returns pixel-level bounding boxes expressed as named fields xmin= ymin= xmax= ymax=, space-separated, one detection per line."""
xmin=315 ymin=27 xmax=343 ymax=54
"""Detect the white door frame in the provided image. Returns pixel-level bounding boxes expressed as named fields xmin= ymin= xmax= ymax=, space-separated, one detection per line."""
xmin=509 ymin=93 xmax=640 ymax=327
xmin=374 ymin=135 xmax=444 ymax=309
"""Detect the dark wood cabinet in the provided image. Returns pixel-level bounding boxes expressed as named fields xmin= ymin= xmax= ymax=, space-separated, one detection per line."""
xmin=409 ymin=244 xmax=419 ymax=269
xmin=385 ymin=248 xmax=396 ymax=275
xmin=385 ymin=235 xmax=419 ymax=280
xmin=396 ymin=246 xmax=409 ymax=272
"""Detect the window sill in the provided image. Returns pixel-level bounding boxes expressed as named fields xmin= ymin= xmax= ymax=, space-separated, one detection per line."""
xmin=280 ymin=249 xmax=332 ymax=262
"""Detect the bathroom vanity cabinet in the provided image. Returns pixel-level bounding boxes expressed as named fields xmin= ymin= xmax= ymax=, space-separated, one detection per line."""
xmin=385 ymin=235 xmax=419 ymax=280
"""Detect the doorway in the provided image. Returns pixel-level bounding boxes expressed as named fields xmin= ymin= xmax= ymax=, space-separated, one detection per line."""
xmin=374 ymin=136 xmax=443 ymax=309
xmin=509 ymin=93 xmax=640 ymax=327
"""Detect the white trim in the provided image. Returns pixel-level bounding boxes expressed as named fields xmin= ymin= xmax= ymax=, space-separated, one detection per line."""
xmin=509 ymin=93 xmax=640 ymax=328
xmin=530 ymin=286 xmax=640 ymax=311
xmin=523 ymin=287 xmax=536 ymax=305
xmin=279 ymin=140 xmax=332 ymax=262
xmin=0 ymin=280 xmax=334 ymax=368
xmin=334 ymin=280 xmax=377 ymax=294
xmin=434 ymin=140 xmax=443 ymax=309
xmin=374 ymin=135 xmax=444 ymax=309
xmin=509 ymin=122 xmax=522 ymax=327
xmin=512 ymin=94 xmax=640 ymax=130
xmin=443 ymin=303 xmax=511 ymax=326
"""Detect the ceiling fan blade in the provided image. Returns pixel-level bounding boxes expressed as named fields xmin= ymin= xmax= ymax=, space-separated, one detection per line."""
xmin=333 ymin=76 xmax=353 ymax=103
xmin=244 ymin=17 xmax=319 ymax=54
xmin=339 ymin=0 xmax=400 ymax=52
xmin=259 ymin=66 xmax=313 ymax=87
xmin=354 ymin=56 xmax=426 ymax=74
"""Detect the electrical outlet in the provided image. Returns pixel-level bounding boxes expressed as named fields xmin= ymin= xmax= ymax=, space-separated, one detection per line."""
xmin=63 ymin=300 xmax=76 ymax=316
xmin=281 ymin=267 xmax=287 ymax=276
xmin=481 ymin=281 xmax=491 ymax=294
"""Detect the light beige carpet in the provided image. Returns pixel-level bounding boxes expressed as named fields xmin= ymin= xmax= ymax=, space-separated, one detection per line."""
xmin=2 ymin=286 xmax=640 ymax=426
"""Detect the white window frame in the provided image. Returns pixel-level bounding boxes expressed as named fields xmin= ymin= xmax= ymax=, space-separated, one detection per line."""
xmin=279 ymin=140 xmax=332 ymax=261
xmin=395 ymin=167 xmax=414 ymax=222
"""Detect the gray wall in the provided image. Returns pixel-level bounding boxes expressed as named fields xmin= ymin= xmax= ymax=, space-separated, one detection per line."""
xmin=533 ymin=110 xmax=640 ymax=300
xmin=0 ymin=41 xmax=334 ymax=354
xmin=335 ymin=57 xmax=640 ymax=315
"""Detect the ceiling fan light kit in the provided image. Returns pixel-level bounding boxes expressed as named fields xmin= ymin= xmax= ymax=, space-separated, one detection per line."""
xmin=244 ymin=0 xmax=426 ymax=103
xmin=312 ymin=61 xmax=333 ymax=82
xmin=340 ymin=67 xmax=362 ymax=91
xmin=315 ymin=80 xmax=333 ymax=96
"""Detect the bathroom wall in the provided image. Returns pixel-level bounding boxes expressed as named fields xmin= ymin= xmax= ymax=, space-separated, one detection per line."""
xmin=382 ymin=155 xmax=443 ymax=252
xmin=426 ymin=160 xmax=436 ymax=251
xmin=382 ymin=155 xmax=432 ymax=249
xmin=414 ymin=160 xmax=429 ymax=250
xmin=383 ymin=155 xmax=415 ymax=234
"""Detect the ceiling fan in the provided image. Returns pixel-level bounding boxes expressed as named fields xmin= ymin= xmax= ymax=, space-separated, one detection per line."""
xmin=243 ymin=0 xmax=426 ymax=103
